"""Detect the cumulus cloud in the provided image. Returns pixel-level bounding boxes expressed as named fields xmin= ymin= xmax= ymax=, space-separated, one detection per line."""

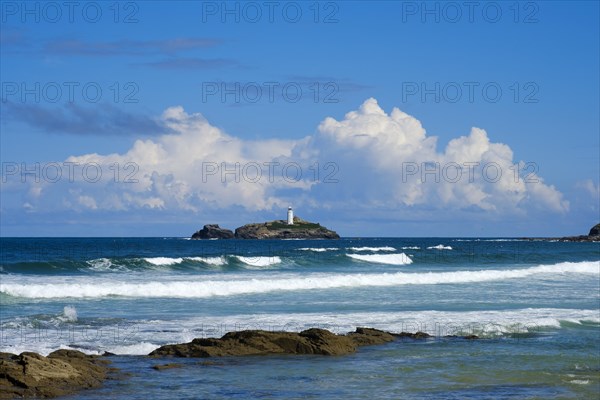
xmin=316 ymin=98 xmax=568 ymax=213
xmin=11 ymin=98 xmax=569 ymax=217
xmin=61 ymin=106 xmax=309 ymax=212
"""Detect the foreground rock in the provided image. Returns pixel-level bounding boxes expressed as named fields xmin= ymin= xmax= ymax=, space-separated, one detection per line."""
xmin=234 ymin=216 xmax=340 ymax=239
xmin=191 ymin=224 xmax=235 ymax=239
xmin=0 ymin=350 xmax=111 ymax=399
xmin=150 ymin=327 xmax=393 ymax=358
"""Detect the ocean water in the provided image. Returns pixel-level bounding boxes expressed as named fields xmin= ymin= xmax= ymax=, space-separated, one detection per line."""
xmin=1 ymin=237 xmax=599 ymax=399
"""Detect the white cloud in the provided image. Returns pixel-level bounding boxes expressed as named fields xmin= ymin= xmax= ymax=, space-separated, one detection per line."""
xmin=576 ymin=179 xmax=600 ymax=199
xmin=63 ymin=106 xmax=308 ymax=212
xmin=16 ymin=98 xmax=569 ymax=217
xmin=77 ymin=195 xmax=98 ymax=210
xmin=316 ymin=98 xmax=568 ymax=214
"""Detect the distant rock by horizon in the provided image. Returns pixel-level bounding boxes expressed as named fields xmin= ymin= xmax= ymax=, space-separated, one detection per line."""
xmin=522 ymin=222 xmax=600 ymax=242
xmin=191 ymin=224 xmax=234 ymax=239
xmin=191 ymin=216 xmax=340 ymax=240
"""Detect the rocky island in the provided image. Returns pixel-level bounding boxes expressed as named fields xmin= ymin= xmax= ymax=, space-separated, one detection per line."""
xmin=234 ymin=216 xmax=340 ymax=239
xmin=191 ymin=224 xmax=234 ymax=239
xmin=191 ymin=208 xmax=340 ymax=240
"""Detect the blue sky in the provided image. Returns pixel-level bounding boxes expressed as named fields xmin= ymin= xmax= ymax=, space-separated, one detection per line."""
xmin=1 ymin=1 xmax=598 ymax=237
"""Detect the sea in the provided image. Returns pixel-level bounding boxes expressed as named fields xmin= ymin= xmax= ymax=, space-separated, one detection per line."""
xmin=1 ymin=237 xmax=599 ymax=399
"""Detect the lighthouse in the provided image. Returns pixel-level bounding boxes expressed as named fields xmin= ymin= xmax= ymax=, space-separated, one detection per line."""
xmin=287 ymin=206 xmax=294 ymax=225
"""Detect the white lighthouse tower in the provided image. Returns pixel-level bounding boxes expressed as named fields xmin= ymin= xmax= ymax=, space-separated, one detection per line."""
xmin=287 ymin=206 xmax=294 ymax=225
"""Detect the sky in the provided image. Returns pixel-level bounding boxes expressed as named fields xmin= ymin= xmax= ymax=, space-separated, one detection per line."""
xmin=0 ymin=0 xmax=599 ymax=237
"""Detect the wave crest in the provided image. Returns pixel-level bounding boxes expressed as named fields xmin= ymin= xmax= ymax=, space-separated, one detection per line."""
xmin=348 ymin=246 xmax=396 ymax=252
xmin=298 ymin=247 xmax=338 ymax=252
xmin=427 ymin=245 xmax=453 ymax=250
xmin=4 ymin=261 xmax=596 ymax=299
xmin=186 ymin=256 xmax=226 ymax=266
xmin=234 ymin=256 xmax=282 ymax=268
xmin=144 ymin=257 xmax=184 ymax=266
xmin=347 ymin=253 xmax=413 ymax=265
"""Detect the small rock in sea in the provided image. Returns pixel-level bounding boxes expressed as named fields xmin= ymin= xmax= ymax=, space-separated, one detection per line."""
xmin=152 ymin=363 xmax=184 ymax=370
xmin=397 ymin=331 xmax=431 ymax=339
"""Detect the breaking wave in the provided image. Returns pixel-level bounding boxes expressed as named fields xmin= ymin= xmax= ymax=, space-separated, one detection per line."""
xmin=348 ymin=246 xmax=396 ymax=252
xmin=186 ymin=256 xmax=227 ymax=266
xmin=297 ymin=247 xmax=339 ymax=252
xmin=427 ymin=245 xmax=453 ymax=250
xmin=2 ymin=261 xmax=597 ymax=299
xmin=233 ymin=256 xmax=282 ymax=268
xmin=144 ymin=257 xmax=184 ymax=266
xmin=347 ymin=253 xmax=413 ymax=265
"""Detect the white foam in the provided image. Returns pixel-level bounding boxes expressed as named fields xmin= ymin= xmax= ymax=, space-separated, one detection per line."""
xmin=85 ymin=258 xmax=115 ymax=271
xmin=2 ymin=261 xmax=597 ymax=299
xmin=427 ymin=245 xmax=453 ymax=250
xmin=484 ymin=239 xmax=524 ymax=242
xmin=144 ymin=257 xmax=184 ymax=266
xmin=85 ymin=258 xmax=130 ymax=272
xmin=402 ymin=246 xmax=421 ymax=250
xmin=453 ymin=239 xmax=523 ymax=242
xmin=186 ymin=256 xmax=226 ymax=266
xmin=234 ymin=256 xmax=282 ymax=268
xmin=161 ymin=308 xmax=599 ymax=340
xmin=347 ymin=253 xmax=413 ymax=265
xmin=348 ymin=246 xmax=396 ymax=252
xmin=0 ymin=343 xmax=102 ymax=357
xmin=106 ymin=342 xmax=161 ymax=355
xmin=2 ymin=307 xmax=598 ymax=356
xmin=58 ymin=305 xmax=78 ymax=322
xmin=298 ymin=247 xmax=338 ymax=252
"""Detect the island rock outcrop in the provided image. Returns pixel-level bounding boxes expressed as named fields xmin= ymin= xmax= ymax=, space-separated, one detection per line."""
xmin=191 ymin=224 xmax=235 ymax=240
xmin=234 ymin=216 xmax=340 ymax=239
xmin=191 ymin=217 xmax=339 ymax=240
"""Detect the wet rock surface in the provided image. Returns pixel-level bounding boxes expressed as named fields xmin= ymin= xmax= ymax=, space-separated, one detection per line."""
xmin=0 ymin=350 xmax=112 ymax=399
xmin=149 ymin=328 xmax=393 ymax=358
xmin=0 ymin=328 xmax=481 ymax=397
